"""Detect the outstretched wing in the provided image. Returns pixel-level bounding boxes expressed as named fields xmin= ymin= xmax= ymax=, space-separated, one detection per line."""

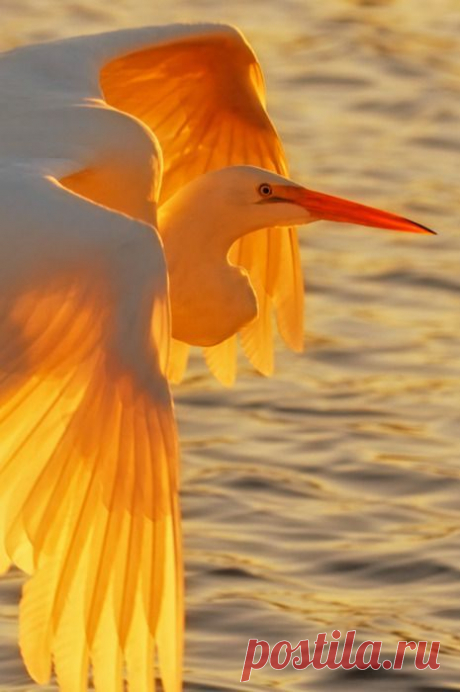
xmin=98 ymin=25 xmax=304 ymax=385
xmin=0 ymin=167 xmax=182 ymax=692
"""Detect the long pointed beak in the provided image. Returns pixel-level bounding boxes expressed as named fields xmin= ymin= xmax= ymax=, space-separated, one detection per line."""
xmin=282 ymin=185 xmax=436 ymax=235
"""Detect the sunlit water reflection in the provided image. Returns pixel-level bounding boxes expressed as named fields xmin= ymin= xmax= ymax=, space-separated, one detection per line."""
xmin=1 ymin=1 xmax=459 ymax=690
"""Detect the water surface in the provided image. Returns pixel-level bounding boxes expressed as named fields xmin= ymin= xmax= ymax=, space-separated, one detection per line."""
xmin=1 ymin=1 xmax=459 ymax=690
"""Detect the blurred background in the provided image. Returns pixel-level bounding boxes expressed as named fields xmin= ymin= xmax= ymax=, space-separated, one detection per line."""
xmin=1 ymin=0 xmax=459 ymax=690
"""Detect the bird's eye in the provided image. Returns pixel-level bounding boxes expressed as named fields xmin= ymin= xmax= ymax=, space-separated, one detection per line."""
xmin=258 ymin=183 xmax=272 ymax=197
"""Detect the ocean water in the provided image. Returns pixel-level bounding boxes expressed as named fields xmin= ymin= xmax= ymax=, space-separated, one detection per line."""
xmin=1 ymin=0 xmax=459 ymax=690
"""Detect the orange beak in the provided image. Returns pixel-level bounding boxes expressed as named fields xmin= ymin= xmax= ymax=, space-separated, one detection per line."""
xmin=278 ymin=185 xmax=436 ymax=235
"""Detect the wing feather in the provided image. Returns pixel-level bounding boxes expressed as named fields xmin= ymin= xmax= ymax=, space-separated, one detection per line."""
xmin=0 ymin=170 xmax=182 ymax=692
xmin=167 ymin=339 xmax=190 ymax=385
xmin=240 ymin=277 xmax=274 ymax=376
xmin=99 ymin=26 xmax=304 ymax=382
xmin=204 ymin=336 xmax=238 ymax=387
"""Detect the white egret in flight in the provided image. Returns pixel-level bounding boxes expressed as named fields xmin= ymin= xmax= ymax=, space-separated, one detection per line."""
xmin=0 ymin=23 xmax=434 ymax=692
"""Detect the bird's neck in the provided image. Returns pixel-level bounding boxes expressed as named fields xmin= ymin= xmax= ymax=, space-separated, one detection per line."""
xmin=158 ymin=186 xmax=258 ymax=347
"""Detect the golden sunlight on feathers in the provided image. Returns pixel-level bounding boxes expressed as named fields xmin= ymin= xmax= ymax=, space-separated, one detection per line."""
xmin=0 ymin=21 xmax=434 ymax=692
xmin=0 ymin=283 xmax=181 ymax=692
xmin=0 ymin=167 xmax=181 ymax=692
xmin=100 ymin=27 xmax=304 ymax=386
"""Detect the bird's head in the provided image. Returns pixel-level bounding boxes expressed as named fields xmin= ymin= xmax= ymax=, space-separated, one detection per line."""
xmin=159 ymin=165 xmax=435 ymax=348
xmin=193 ymin=165 xmax=435 ymax=239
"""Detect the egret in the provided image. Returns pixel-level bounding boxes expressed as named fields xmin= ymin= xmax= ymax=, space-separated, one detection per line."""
xmin=0 ymin=22 xmax=434 ymax=692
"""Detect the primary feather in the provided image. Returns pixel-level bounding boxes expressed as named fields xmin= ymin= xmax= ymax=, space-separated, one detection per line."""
xmin=0 ymin=167 xmax=181 ymax=691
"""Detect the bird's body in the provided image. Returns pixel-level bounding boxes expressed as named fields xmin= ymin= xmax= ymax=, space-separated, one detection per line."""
xmin=0 ymin=23 xmax=433 ymax=692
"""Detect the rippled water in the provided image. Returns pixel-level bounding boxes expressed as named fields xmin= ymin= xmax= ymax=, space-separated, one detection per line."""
xmin=1 ymin=1 xmax=460 ymax=690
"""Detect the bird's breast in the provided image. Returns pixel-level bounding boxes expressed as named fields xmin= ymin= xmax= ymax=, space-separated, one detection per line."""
xmin=167 ymin=260 xmax=258 ymax=347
